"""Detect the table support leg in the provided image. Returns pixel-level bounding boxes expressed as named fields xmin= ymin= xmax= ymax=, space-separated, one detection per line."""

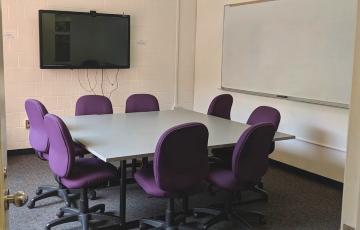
xmin=120 ymin=160 xmax=127 ymax=227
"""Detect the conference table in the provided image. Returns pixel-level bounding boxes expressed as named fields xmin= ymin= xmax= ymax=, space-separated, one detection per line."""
xmin=63 ymin=108 xmax=295 ymax=228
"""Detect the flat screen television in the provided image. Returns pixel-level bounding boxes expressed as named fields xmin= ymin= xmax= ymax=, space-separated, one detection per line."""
xmin=39 ymin=10 xmax=130 ymax=69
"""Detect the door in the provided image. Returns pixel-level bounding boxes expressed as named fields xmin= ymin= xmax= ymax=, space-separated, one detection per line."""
xmin=0 ymin=1 xmax=28 ymax=229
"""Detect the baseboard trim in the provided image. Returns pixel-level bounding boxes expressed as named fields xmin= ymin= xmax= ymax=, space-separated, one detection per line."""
xmin=7 ymin=148 xmax=35 ymax=156
xmin=269 ymin=159 xmax=343 ymax=189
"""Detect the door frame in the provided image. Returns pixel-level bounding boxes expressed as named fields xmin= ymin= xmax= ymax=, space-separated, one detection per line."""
xmin=0 ymin=0 xmax=8 ymax=228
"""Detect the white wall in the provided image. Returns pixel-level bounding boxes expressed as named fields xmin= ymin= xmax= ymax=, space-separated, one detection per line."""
xmin=1 ymin=0 xmax=195 ymax=150
xmin=194 ymin=0 xmax=349 ymax=182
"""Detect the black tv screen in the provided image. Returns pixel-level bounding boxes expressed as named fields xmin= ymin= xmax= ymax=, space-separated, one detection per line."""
xmin=39 ymin=10 xmax=130 ymax=69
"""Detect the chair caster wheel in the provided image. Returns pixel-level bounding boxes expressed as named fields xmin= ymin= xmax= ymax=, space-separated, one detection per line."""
xmin=35 ymin=188 xmax=43 ymax=195
xmin=56 ymin=210 xmax=64 ymax=218
xmin=88 ymin=190 xmax=96 ymax=200
xmin=65 ymin=201 xmax=71 ymax=207
xmin=27 ymin=201 xmax=35 ymax=209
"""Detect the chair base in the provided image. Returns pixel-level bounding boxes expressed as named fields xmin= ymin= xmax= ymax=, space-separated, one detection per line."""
xmin=193 ymin=191 xmax=266 ymax=230
xmin=27 ymin=185 xmax=77 ymax=209
xmin=46 ymin=188 xmax=119 ymax=230
xmin=46 ymin=212 xmax=120 ymax=230
xmin=193 ymin=207 xmax=265 ymax=230
xmin=139 ymin=198 xmax=199 ymax=230
xmin=139 ymin=219 xmax=200 ymax=230
xmin=250 ymin=184 xmax=268 ymax=202
xmin=27 ymin=185 xmax=97 ymax=209
xmin=57 ymin=203 xmax=105 ymax=218
xmin=235 ymin=184 xmax=269 ymax=206
xmin=193 ymin=208 xmax=266 ymax=229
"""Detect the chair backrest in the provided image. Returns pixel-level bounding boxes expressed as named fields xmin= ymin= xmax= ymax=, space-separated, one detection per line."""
xmin=246 ymin=106 xmax=281 ymax=154
xmin=154 ymin=123 xmax=209 ymax=193
xmin=247 ymin=106 xmax=281 ymax=130
xmin=232 ymin=123 xmax=275 ymax=186
xmin=75 ymin=95 xmax=113 ymax=116
xmin=207 ymin=94 xmax=233 ymax=120
xmin=25 ymin=99 xmax=49 ymax=153
xmin=44 ymin=114 xmax=75 ymax=178
xmin=125 ymin=94 xmax=160 ymax=113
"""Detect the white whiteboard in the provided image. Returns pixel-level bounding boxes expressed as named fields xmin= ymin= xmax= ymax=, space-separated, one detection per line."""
xmin=221 ymin=0 xmax=357 ymax=108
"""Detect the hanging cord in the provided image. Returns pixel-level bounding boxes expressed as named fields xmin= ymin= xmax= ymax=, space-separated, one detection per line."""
xmin=108 ymin=69 xmax=120 ymax=98
xmin=77 ymin=69 xmax=94 ymax=94
xmin=101 ymin=68 xmax=104 ymax=96
xmin=86 ymin=69 xmax=98 ymax=95
xmin=105 ymin=69 xmax=118 ymax=85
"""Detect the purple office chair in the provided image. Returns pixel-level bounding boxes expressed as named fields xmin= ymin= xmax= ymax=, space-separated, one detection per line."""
xmin=247 ymin=106 xmax=281 ymax=199
xmin=75 ymin=95 xmax=113 ymax=116
xmin=213 ymin=106 xmax=281 ymax=201
xmin=25 ymin=99 xmax=88 ymax=209
xmin=134 ymin=123 xmax=209 ymax=229
xmin=125 ymin=93 xmax=159 ymax=113
xmin=194 ymin=123 xmax=276 ymax=229
xmin=212 ymin=106 xmax=281 ymax=165
xmin=44 ymin=114 xmax=120 ymax=230
xmin=208 ymin=94 xmax=234 ymax=167
xmin=126 ymin=93 xmax=160 ymax=171
xmin=75 ymin=95 xmax=114 ymax=198
xmin=207 ymin=94 xmax=233 ymax=120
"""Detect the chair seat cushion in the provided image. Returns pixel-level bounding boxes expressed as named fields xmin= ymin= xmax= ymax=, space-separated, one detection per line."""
xmin=60 ymin=158 xmax=118 ymax=189
xmin=208 ymin=168 xmax=247 ymax=191
xmin=134 ymin=167 xmax=206 ymax=198
xmin=134 ymin=167 xmax=169 ymax=198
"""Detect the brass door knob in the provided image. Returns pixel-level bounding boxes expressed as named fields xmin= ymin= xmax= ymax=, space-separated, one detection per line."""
xmin=4 ymin=190 xmax=28 ymax=209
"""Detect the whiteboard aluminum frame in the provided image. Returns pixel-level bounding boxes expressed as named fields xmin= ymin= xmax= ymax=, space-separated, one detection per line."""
xmin=220 ymin=1 xmax=350 ymax=109
xmin=221 ymin=87 xmax=349 ymax=109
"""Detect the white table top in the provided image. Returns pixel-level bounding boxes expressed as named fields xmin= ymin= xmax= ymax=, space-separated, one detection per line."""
xmin=63 ymin=109 xmax=295 ymax=162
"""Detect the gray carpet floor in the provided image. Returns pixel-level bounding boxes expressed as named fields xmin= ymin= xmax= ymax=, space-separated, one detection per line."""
xmin=7 ymin=154 xmax=342 ymax=230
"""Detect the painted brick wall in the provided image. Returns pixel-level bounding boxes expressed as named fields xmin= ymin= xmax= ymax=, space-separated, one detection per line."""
xmin=177 ymin=0 xmax=196 ymax=109
xmin=2 ymin=0 xmax=194 ymax=150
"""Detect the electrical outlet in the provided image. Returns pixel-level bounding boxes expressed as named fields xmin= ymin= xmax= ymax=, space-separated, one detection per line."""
xmin=343 ymin=224 xmax=355 ymax=230
xmin=25 ymin=120 xmax=30 ymax=129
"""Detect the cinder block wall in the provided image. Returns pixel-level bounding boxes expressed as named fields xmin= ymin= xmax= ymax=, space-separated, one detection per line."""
xmin=2 ymin=0 xmax=196 ymax=150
